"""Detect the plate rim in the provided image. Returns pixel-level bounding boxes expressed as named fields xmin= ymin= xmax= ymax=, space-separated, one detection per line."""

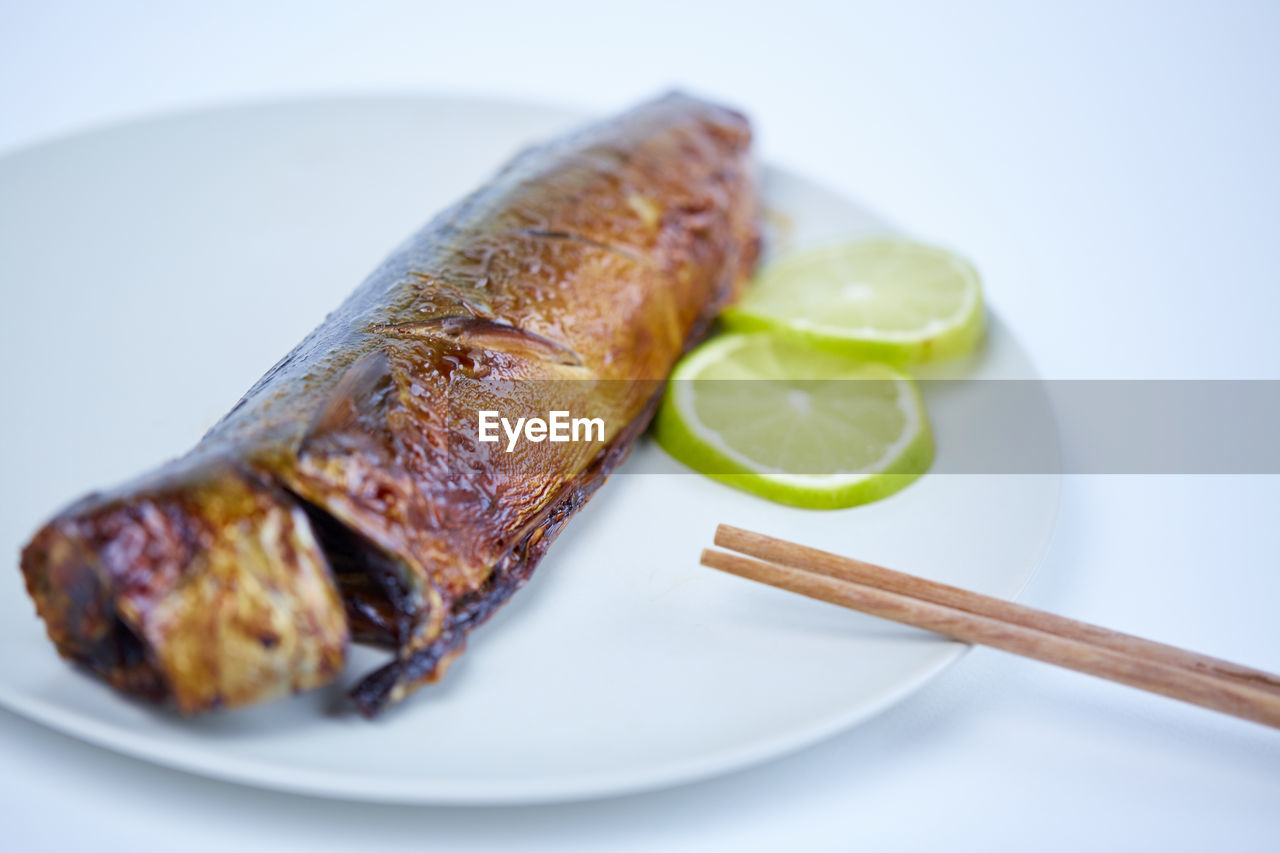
xmin=0 ymin=646 xmax=975 ymax=805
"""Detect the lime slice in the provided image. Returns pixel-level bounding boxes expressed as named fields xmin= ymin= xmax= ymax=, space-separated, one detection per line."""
xmin=723 ymin=238 xmax=984 ymax=364
xmin=655 ymin=333 xmax=933 ymax=509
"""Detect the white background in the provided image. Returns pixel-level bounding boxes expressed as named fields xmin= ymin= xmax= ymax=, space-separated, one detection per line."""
xmin=2 ymin=1 xmax=1278 ymax=850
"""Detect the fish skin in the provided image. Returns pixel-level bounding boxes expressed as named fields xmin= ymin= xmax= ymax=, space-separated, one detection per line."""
xmin=20 ymin=92 xmax=760 ymax=716
xmin=20 ymin=458 xmax=349 ymax=712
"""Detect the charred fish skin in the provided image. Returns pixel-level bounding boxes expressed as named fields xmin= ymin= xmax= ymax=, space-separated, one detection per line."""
xmin=19 ymin=92 xmax=759 ymax=715
xmin=20 ymin=455 xmax=349 ymax=712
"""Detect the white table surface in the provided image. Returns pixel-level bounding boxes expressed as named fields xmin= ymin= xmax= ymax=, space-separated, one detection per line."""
xmin=2 ymin=1 xmax=1278 ymax=850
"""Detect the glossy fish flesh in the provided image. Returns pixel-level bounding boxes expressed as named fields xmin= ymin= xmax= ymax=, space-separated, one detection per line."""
xmin=19 ymin=93 xmax=760 ymax=716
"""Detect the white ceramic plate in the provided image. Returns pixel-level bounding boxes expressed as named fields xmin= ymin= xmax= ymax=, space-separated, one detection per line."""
xmin=0 ymin=96 xmax=1058 ymax=804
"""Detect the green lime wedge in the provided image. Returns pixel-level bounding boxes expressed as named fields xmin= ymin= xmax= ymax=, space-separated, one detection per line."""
xmin=655 ymin=333 xmax=933 ymax=509
xmin=723 ymin=238 xmax=984 ymax=364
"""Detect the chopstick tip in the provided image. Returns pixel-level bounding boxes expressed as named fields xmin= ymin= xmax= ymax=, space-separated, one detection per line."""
xmin=712 ymin=523 xmax=740 ymax=547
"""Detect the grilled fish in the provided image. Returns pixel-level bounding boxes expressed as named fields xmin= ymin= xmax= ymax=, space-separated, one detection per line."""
xmin=19 ymin=92 xmax=759 ymax=716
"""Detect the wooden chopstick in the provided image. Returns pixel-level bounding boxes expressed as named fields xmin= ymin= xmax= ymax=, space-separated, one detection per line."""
xmin=702 ymin=527 xmax=1280 ymax=730
xmin=715 ymin=524 xmax=1280 ymax=698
